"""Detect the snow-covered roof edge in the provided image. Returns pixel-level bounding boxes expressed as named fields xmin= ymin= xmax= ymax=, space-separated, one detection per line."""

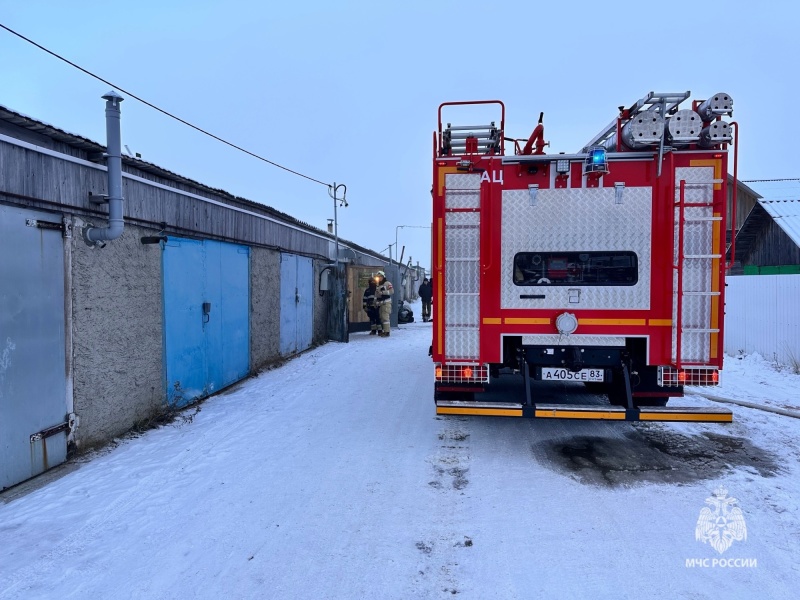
xmin=758 ymin=199 xmax=800 ymax=248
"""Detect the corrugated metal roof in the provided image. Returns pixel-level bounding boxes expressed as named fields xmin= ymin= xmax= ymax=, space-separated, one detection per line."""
xmin=728 ymin=174 xmax=762 ymax=200
xmin=0 ymin=104 xmax=320 ymax=227
xmin=759 ymin=199 xmax=800 ymax=247
xmin=0 ymin=103 xmax=392 ymax=262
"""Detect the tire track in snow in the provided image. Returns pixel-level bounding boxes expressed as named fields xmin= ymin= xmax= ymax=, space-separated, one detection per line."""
xmin=412 ymin=417 xmax=474 ymax=597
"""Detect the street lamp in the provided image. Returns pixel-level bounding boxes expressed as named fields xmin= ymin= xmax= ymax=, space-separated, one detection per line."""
xmin=328 ymin=183 xmax=347 ymax=266
xmin=326 ymin=182 xmax=348 ymax=344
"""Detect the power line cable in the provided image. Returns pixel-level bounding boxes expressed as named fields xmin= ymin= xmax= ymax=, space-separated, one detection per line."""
xmin=741 ymin=178 xmax=800 ymax=183
xmin=0 ymin=22 xmax=330 ymax=187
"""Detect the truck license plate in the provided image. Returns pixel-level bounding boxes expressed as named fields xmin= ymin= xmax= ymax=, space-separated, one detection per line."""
xmin=541 ymin=368 xmax=604 ymax=382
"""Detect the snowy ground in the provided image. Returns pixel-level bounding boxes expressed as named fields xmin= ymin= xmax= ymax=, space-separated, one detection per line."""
xmin=2 ymin=300 xmax=799 ymax=599
xmin=691 ymin=352 xmax=800 ymax=413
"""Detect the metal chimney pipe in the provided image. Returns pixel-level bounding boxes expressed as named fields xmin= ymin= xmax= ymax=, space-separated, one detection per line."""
xmin=84 ymin=91 xmax=125 ymax=245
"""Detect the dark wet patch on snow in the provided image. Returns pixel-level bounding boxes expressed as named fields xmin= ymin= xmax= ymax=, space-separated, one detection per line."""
xmin=535 ymin=426 xmax=781 ymax=487
xmin=448 ymin=467 xmax=469 ymax=490
xmin=439 ymin=430 xmax=470 ymax=442
xmin=416 ymin=541 xmax=433 ymax=554
xmin=429 ymin=462 xmax=470 ymax=491
xmin=430 ymin=422 xmax=472 ymax=492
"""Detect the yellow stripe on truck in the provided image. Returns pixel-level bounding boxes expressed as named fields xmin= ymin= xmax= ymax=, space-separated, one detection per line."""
xmin=535 ymin=408 xmax=627 ymax=420
xmin=648 ymin=319 xmax=672 ymax=326
xmin=504 ymin=318 xmax=551 ymax=325
xmin=436 ymin=407 xmax=523 ymax=417
xmin=579 ymin=318 xmax=646 ymax=326
xmin=689 ymin=159 xmax=722 ymax=190
xmin=638 ymin=411 xmax=732 ymax=422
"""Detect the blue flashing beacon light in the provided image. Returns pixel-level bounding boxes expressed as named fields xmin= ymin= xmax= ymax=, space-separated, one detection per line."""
xmin=584 ymin=146 xmax=609 ymax=175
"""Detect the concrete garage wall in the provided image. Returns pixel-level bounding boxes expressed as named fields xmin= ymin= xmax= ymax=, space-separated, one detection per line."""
xmin=70 ymin=220 xmax=164 ymax=449
xmin=250 ymin=247 xmax=282 ymax=370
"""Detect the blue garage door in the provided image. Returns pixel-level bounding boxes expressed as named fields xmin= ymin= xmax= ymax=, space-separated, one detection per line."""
xmin=163 ymin=238 xmax=250 ymax=407
xmin=279 ymin=254 xmax=313 ymax=355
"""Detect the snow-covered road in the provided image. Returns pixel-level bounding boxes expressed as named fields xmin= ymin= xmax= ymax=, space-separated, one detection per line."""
xmin=2 ymin=304 xmax=799 ymax=599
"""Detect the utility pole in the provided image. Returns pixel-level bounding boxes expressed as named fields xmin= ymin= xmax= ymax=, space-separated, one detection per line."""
xmin=327 ymin=183 xmax=348 ymax=342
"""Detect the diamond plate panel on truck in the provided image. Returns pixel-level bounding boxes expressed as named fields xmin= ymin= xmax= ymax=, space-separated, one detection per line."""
xmin=446 ymin=190 xmax=480 ymax=209
xmin=445 ymin=173 xmax=481 ymax=208
xmin=521 ymin=335 xmax=626 ymax=346
xmin=446 ymin=329 xmax=480 ymax=360
xmin=446 ymin=261 xmax=480 ymax=294
xmin=446 ymin=173 xmax=482 ymax=190
xmin=445 ymin=212 xmax=481 ymax=260
xmin=672 ymin=167 xmax=714 ymax=363
xmin=445 ymin=293 xmax=479 ymax=326
xmin=500 ymin=187 xmax=652 ymax=310
xmin=444 ymin=180 xmax=481 ymax=359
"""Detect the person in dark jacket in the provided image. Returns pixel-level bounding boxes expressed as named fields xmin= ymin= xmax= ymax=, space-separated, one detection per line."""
xmin=418 ymin=277 xmax=433 ymax=322
xmin=362 ymin=278 xmax=381 ymax=335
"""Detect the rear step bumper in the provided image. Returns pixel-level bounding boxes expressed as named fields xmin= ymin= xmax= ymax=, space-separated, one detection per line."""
xmin=436 ymin=402 xmax=525 ymax=418
xmin=435 ymin=401 xmax=732 ymax=422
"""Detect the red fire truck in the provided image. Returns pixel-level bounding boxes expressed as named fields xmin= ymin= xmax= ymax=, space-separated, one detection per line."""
xmin=431 ymin=92 xmax=737 ymax=422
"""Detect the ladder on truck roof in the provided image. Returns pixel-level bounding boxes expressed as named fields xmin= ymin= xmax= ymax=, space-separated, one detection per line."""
xmin=437 ymin=100 xmax=505 ymax=156
xmin=581 ymin=91 xmax=691 ymax=152
xmin=441 ymin=122 xmax=502 ymax=156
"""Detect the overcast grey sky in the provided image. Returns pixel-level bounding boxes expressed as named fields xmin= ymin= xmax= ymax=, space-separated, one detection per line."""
xmin=2 ymin=1 xmax=798 ymax=269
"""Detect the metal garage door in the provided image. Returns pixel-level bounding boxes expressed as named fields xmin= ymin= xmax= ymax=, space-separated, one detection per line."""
xmin=1 ymin=205 xmax=68 ymax=490
xmin=279 ymin=253 xmax=313 ymax=355
xmin=163 ymin=237 xmax=250 ymax=408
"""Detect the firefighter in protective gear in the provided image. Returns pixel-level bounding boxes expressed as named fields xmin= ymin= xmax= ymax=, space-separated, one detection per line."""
xmin=362 ymin=278 xmax=380 ymax=334
xmin=374 ymin=270 xmax=393 ymax=337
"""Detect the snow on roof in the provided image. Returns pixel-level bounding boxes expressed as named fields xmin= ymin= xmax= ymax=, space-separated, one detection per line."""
xmin=759 ymin=199 xmax=800 ymax=247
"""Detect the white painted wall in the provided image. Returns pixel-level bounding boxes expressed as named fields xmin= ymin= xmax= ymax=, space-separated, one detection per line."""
xmin=724 ymin=274 xmax=800 ymax=367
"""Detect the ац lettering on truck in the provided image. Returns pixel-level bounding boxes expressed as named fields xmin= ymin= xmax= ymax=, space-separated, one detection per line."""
xmin=430 ymin=93 xmax=738 ymax=422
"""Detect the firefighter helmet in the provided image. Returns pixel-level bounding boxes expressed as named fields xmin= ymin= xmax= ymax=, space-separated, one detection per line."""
xmin=377 ymin=270 xmax=385 ymax=278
